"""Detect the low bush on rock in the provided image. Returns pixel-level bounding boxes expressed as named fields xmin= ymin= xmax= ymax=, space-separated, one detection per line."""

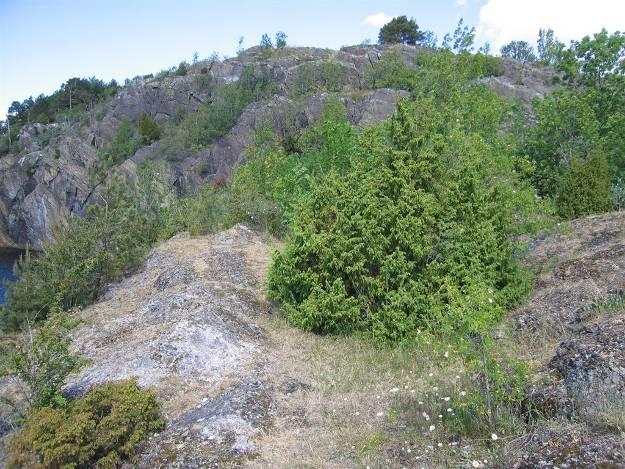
xmin=7 ymin=379 xmax=165 ymax=468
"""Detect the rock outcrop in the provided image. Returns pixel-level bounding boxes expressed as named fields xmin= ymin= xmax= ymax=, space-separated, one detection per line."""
xmin=65 ymin=225 xmax=276 ymax=466
xmin=508 ymin=212 xmax=625 ymax=468
xmin=0 ymin=46 xmax=421 ymax=249
xmin=0 ymin=45 xmax=557 ymax=249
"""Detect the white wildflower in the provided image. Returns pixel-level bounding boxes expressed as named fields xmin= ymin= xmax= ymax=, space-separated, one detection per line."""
xmin=429 ymin=425 xmax=436 ymax=432
xmin=491 ymin=433 xmax=498 ymax=441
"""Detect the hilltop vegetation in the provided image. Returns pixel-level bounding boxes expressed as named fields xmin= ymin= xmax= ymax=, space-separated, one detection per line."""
xmin=1 ymin=17 xmax=624 ymax=467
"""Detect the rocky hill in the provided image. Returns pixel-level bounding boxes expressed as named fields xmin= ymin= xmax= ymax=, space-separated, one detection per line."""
xmin=0 ymin=45 xmax=555 ymax=249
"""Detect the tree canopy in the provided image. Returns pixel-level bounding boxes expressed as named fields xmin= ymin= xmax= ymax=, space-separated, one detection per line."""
xmin=378 ymin=16 xmax=424 ymax=46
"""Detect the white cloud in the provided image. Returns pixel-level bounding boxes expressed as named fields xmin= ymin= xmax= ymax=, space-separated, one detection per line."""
xmin=455 ymin=0 xmax=467 ymax=7
xmin=477 ymin=0 xmax=625 ymax=51
xmin=363 ymin=12 xmax=394 ymax=28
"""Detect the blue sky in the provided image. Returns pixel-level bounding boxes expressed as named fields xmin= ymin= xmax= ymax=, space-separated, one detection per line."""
xmin=1 ymin=0 xmax=623 ymax=117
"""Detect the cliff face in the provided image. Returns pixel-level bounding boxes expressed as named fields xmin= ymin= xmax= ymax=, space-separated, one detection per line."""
xmin=0 ymin=45 xmax=556 ymax=249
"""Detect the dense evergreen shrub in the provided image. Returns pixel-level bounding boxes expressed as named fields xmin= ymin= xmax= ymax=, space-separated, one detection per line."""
xmin=555 ymin=148 xmax=612 ymax=219
xmin=138 ymin=112 xmax=161 ymax=144
xmin=268 ymin=99 xmax=537 ymax=342
xmin=8 ymin=380 xmax=165 ymax=468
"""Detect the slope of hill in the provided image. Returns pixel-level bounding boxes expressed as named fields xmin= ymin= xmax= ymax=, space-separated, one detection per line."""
xmin=0 ymin=45 xmax=556 ymax=249
xmin=2 ymin=211 xmax=623 ymax=467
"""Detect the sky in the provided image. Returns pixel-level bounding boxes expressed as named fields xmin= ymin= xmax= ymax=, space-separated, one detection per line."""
xmin=1 ymin=0 xmax=624 ymax=118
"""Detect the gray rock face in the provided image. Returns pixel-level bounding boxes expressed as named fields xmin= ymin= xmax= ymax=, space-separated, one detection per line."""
xmin=508 ymin=212 xmax=625 ymax=469
xmin=480 ymin=57 xmax=557 ymax=104
xmin=63 ymin=225 xmax=275 ymax=466
xmin=550 ymin=316 xmax=625 ymax=401
xmin=0 ymin=45 xmax=555 ymax=249
xmin=511 ymin=212 xmax=625 ymax=334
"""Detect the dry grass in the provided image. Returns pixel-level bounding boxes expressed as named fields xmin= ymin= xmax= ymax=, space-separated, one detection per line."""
xmin=250 ymin=314 xmax=515 ymax=468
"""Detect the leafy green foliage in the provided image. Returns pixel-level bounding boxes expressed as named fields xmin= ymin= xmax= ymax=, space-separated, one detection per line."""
xmin=2 ymin=165 xmax=174 ymax=330
xmin=228 ymin=98 xmax=355 ymax=235
xmin=523 ymin=90 xmax=599 ymax=197
xmin=555 ymin=148 xmax=612 ymax=219
xmin=500 ymin=40 xmax=536 ymax=63
xmin=175 ymin=61 xmax=189 ymax=76
xmin=537 ymin=28 xmax=564 ymax=65
xmin=8 ymin=379 xmax=165 ymax=469
xmin=611 ymin=179 xmax=625 ymax=210
xmin=138 ymin=112 xmax=161 ymax=144
xmin=159 ymin=65 xmax=274 ymax=158
xmin=0 ymin=310 xmax=82 ymax=410
xmin=268 ymin=98 xmax=538 ymax=342
xmin=519 ymin=29 xmax=625 ymax=204
xmin=364 ymin=50 xmax=418 ymax=90
xmin=98 ymin=117 xmax=143 ymax=168
xmin=291 ymin=61 xmax=344 ymax=96
xmin=443 ymin=338 xmax=531 ymax=438
xmin=378 ymin=16 xmax=424 ymax=45
xmin=6 ymin=77 xmax=118 ymax=127
xmin=442 ymin=18 xmax=475 ymax=53
xmin=166 ymin=183 xmax=230 ymax=237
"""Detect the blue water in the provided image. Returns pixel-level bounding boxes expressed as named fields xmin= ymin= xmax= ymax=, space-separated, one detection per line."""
xmin=0 ymin=250 xmax=22 ymax=304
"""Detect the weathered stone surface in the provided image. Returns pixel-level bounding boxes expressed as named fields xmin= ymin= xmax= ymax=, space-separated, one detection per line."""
xmin=510 ymin=428 xmax=625 ymax=468
xmin=511 ymin=212 xmax=625 ymax=334
xmin=507 ymin=212 xmax=625 ymax=469
xmin=550 ymin=316 xmax=625 ymax=400
xmin=0 ymin=45 xmax=556 ymax=249
xmin=60 ymin=225 xmax=276 ymax=466
xmin=480 ymin=57 xmax=557 ymax=104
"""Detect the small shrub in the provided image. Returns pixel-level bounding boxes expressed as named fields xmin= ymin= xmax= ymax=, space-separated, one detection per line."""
xmin=175 ymin=61 xmax=189 ymax=76
xmin=444 ymin=339 xmax=531 ymax=438
xmin=275 ymin=31 xmax=287 ymax=49
xmin=138 ymin=112 xmax=161 ymax=144
xmin=97 ymin=117 xmax=143 ymax=169
xmin=0 ymin=310 xmax=82 ymax=410
xmin=2 ymin=165 xmax=174 ymax=330
xmin=364 ymin=50 xmax=417 ymax=91
xmin=8 ymin=379 xmax=165 ymax=468
xmin=291 ymin=61 xmax=344 ymax=96
xmin=555 ymin=148 xmax=612 ymax=219
xmin=611 ymin=178 xmax=625 ymax=210
xmin=165 ymin=183 xmax=229 ymax=237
